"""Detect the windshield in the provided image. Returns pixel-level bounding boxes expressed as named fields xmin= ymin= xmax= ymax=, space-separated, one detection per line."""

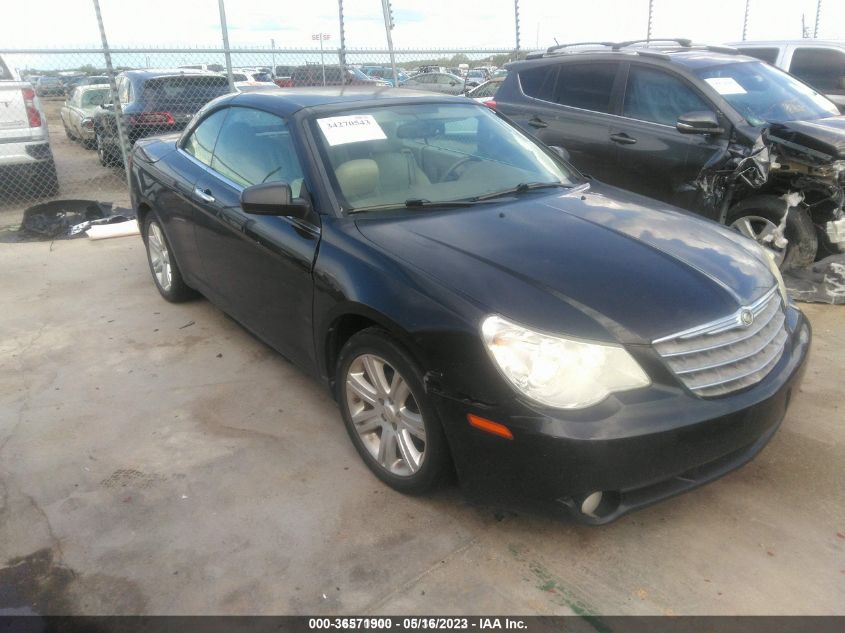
xmin=694 ymin=61 xmax=839 ymax=125
xmin=312 ymin=102 xmax=577 ymax=212
xmin=81 ymin=88 xmax=109 ymax=107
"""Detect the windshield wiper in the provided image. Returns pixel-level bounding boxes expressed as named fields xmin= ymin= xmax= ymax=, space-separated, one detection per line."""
xmin=472 ymin=181 xmax=570 ymax=201
xmin=348 ymin=198 xmax=482 ymax=214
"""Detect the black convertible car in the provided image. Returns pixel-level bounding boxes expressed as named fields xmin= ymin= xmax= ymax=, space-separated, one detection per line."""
xmin=129 ymin=88 xmax=810 ymax=523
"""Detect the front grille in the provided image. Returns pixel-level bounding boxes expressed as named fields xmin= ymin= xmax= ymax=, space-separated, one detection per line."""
xmin=653 ymin=288 xmax=787 ymax=398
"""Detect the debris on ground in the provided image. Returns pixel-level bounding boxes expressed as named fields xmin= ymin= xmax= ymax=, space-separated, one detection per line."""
xmin=3 ymin=200 xmax=137 ymax=242
xmin=785 ymin=254 xmax=845 ymax=305
xmin=86 ymin=219 xmax=140 ymax=240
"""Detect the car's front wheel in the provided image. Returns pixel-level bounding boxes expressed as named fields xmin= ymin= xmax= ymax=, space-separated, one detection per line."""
xmin=727 ymin=195 xmax=817 ymax=271
xmin=143 ymin=213 xmax=196 ymax=302
xmin=336 ymin=328 xmax=451 ymax=494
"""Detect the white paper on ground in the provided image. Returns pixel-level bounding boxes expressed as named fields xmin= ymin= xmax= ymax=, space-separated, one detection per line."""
xmin=87 ymin=220 xmax=140 ymax=240
xmin=317 ymin=114 xmax=387 ymax=146
xmin=704 ymin=77 xmax=747 ymax=95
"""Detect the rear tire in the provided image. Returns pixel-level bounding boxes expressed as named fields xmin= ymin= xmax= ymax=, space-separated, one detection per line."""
xmin=727 ymin=195 xmax=817 ymax=271
xmin=335 ymin=328 xmax=451 ymax=495
xmin=96 ymin=132 xmax=120 ymax=167
xmin=143 ymin=212 xmax=197 ymax=303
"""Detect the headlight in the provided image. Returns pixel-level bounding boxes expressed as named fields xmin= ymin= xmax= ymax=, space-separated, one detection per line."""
xmin=481 ymin=315 xmax=651 ymax=409
xmin=763 ymin=248 xmax=790 ymax=305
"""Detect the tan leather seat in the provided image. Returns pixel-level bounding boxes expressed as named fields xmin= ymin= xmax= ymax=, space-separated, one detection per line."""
xmin=371 ymin=149 xmax=431 ymax=193
xmin=335 ymin=159 xmax=379 ymax=201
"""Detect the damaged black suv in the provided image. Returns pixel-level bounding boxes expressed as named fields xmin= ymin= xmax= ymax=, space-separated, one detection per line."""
xmin=495 ymin=39 xmax=845 ymax=270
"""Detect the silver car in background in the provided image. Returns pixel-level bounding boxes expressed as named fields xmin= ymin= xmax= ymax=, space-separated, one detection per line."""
xmin=60 ymin=84 xmax=111 ymax=148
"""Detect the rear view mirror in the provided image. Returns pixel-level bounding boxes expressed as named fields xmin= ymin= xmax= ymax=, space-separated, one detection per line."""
xmin=676 ymin=110 xmax=723 ymax=135
xmin=241 ymin=182 xmax=310 ymax=219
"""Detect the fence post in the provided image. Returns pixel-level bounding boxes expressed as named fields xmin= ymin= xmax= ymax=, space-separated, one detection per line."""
xmin=380 ymin=0 xmax=398 ymax=87
xmin=217 ymin=0 xmax=235 ymax=92
xmin=91 ymin=0 xmax=130 ymax=187
xmin=742 ymin=0 xmax=750 ymax=41
xmin=338 ymin=0 xmax=347 ymax=67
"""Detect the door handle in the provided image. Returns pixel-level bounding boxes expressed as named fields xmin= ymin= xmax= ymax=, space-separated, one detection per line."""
xmin=193 ymin=187 xmax=215 ymax=203
xmin=610 ymin=133 xmax=637 ymax=145
xmin=528 ymin=117 xmax=548 ymax=129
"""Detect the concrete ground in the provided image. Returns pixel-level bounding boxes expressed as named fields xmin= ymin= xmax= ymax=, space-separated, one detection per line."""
xmin=0 ymin=236 xmax=843 ymax=616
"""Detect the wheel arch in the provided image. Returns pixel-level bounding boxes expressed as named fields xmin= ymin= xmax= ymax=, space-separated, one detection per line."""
xmin=320 ymin=303 xmax=429 ymax=391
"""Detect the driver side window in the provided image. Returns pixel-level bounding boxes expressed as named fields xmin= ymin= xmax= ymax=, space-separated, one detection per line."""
xmin=623 ymin=66 xmax=710 ymax=126
xmin=183 ymin=108 xmax=228 ymax=166
xmin=210 ymin=107 xmax=305 ymax=195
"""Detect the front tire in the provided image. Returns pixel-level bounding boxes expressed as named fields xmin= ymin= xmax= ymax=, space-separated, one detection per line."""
xmin=336 ymin=328 xmax=451 ymax=495
xmin=727 ymin=195 xmax=817 ymax=271
xmin=143 ymin=213 xmax=196 ymax=302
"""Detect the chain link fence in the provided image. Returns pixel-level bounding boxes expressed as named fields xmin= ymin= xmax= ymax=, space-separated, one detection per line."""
xmin=0 ymin=46 xmax=517 ymax=232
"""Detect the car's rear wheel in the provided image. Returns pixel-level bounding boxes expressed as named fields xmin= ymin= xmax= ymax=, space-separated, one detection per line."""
xmin=727 ymin=195 xmax=817 ymax=271
xmin=336 ymin=328 xmax=450 ymax=494
xmin=96 ymin=132 xmax=120 ymax=167
xmin=143 ymin=213 xmax=196 ymax=302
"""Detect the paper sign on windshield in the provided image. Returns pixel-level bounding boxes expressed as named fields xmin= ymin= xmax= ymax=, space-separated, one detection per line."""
xmin=317 ymin=115 xmax=387 ymax=146
xmin=704 ymin=77 xmax=747 ymax=95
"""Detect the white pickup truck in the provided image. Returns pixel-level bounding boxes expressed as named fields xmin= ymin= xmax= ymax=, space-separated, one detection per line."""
xmin=0 ymin=55 xmax=59 ymax=197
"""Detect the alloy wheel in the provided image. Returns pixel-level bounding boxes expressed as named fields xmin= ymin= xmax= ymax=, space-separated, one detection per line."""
xmin=730 ymin=214 xmax=786 ymax=268
xmin=345 ymin=353 xmax=426 ymax=477
xmin=147 ymin=222 xmax=172 ymax=292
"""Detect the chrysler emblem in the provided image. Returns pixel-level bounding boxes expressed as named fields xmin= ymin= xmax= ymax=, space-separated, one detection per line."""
xmin=740 ymin=309 xmax=754 ymax=326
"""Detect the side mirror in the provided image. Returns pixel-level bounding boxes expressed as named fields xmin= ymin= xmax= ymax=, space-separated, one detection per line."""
xmin=676 ymin=110 xmax=723 ymax=135
xmin=549 ymin=145 xmax=571 ymax=162
xmin=240 ymin=182 xmax=310 ymax=219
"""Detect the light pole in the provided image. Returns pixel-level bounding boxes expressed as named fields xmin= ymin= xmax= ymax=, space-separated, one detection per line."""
xmin=813 ymin=0 xmax=821 ymax=38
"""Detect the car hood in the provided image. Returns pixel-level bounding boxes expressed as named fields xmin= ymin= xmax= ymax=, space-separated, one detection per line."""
xmin=768 ymin=116 xmax=845 ymax=159
xmin=354 ymin=183 xmax=777 ymax=344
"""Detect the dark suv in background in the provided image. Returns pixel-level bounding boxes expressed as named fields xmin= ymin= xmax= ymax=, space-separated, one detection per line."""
xmin=93 ymin=69 xmax=230 ymax=165
xmin=495 ymin=39 xmax=845 ymax=270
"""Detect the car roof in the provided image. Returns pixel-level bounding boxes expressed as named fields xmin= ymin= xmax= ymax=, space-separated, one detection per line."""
xmin=728 ymin=39 xmax=844 ymax=47
xmin=123 ymin=69 xmax=223 ymax=80
xmin=228 ymin=88 xmax=473 ymax=116
xmin=509 ymin=45 xmax=763 ymax=71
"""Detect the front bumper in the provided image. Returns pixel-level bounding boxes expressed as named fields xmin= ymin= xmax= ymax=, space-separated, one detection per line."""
xmin=433 ymin=308 xmax=811 ymax=524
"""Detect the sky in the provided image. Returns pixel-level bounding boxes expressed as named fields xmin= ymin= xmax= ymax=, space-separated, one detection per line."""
xmin=1 ymin=0 xmax=843 ymax=52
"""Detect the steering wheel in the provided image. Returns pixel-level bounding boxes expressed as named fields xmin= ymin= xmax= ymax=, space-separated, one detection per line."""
xmin=441 ymin=156 xmax=480 ymax=182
